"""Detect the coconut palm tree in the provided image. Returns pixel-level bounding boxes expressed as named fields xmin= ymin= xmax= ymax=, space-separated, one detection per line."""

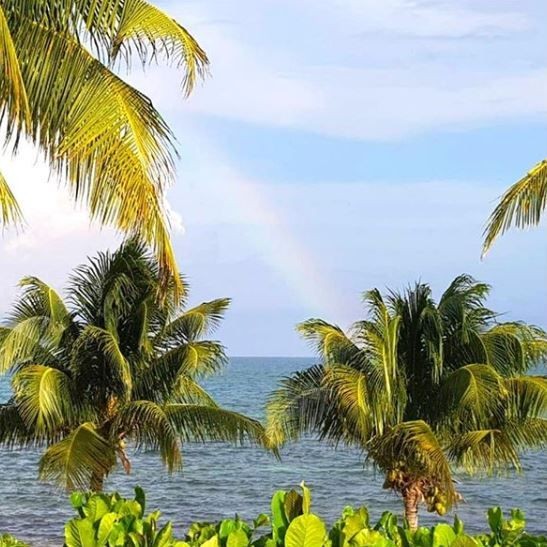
xmin=0 ymin=240 xmax=268 ymax=491
xmin=267 ymin=275 xmax=547 ymax=530
xmin=483 ymin=160 xmax=547 ymax=255
xmin=0 ymin=0 xmax=209 ymax=290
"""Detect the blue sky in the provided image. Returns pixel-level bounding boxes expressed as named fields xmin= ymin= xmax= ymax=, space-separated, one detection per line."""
xmin=1 ymin=0 xmax=546 ymax=356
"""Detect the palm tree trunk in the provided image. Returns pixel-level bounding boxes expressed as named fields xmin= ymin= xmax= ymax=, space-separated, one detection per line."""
xmin=90 ymin=471 xmax=105 ymax=492
xmin=403 ymin=485 xmax=420 ymax=531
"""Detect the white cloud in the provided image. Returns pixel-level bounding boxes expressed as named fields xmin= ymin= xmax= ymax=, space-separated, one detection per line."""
xmin=0 ymin=144 xmax=119 ymax=310
xmin=146 ymin=0 xmax=547 ymax=140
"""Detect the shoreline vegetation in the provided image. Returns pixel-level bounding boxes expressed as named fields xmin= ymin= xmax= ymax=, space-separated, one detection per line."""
xmin=3 ymin=484 xmax=547 ymax=547
xmin=0 ymin=0 xmax=546 ymax=546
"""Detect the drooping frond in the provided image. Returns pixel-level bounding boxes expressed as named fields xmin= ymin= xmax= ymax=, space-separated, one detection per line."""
xmin=105 ymin=0 xmax=209 ymax=95
xmin=483 ymin=160 xmax=547 ymax=256
xmin=165 ymin=403 xmax=269 ymax=448
xmin=0 ymin=4 xmax=29 ymax=135
xmin=39 ymin=423 xmax=115 ymax=491
xmin=12 ymin=364 xmax=74 ymax=433
xmin=0 ymin=404 xmax=36 ymax=447
xmin=504 ymin=376 xmax=547 ymax=420
xmin=0 ymin=168 xmax=23 ymax=226
xmin=5 ymin=15 xmax=181 ymax=288
xmin=322 ymin=364 xmax=376 ymax=441
xmin=266 ymin=365 xmax=336 ymax=447
xmin=114 ymin=400 xmax=181 ymax=471
xmin=447 ymin=429 xmax=521 ymax=474
xmin=368 ymin=420 xmax=456 ymax=506
xmin=440 ymin=364 xmax=506 ymax=427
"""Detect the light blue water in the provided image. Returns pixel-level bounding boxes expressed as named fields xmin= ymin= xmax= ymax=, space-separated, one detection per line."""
xmin=0 ymin=357 xmax=545 ymax=545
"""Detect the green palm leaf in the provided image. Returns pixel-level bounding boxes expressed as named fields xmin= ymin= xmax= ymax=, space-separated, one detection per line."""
xmin=39 ymin=423 xmax=115 ymax=491
xmin=483 ymin=160 xmax=547 ymax=255
xmin=0 ymin=169 xmax=23 ymax=225
xmin=12 ymin=364 xmax=74 ymax=433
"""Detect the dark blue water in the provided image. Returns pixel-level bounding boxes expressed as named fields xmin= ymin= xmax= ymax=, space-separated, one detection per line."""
xmin=0 ymin=357 xmax=545 ymax=545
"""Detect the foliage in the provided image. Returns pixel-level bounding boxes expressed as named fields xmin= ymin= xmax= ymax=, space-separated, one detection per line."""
xmin=0 ymin=240 xmax=269 ymax=490
xmin=483 ymin=160 xmax=547 ymax=257
xmin=266 ymin=276 xmax=547 ymax=527
xmin=0 ymin=0 xmax=209 ymax=288
xmin=65 ymin=486 xmax=186 ymax=547
xmin=0 ymin=534 xmax=29 ymax=547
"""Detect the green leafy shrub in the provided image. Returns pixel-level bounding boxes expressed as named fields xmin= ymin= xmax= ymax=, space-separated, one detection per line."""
xmin=0 ymin=534 xmax=29 ymax=547
xmin=64 ymin=486 xmax=186 ymax=547
xmin=63 ymin=485 xmax=547 ymax=547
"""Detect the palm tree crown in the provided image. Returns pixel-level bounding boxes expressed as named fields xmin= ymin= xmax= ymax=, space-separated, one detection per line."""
xmin=0 ymin=0 xmax=209 ymax=289
xmin=0 ymin=241 xmax=268 ymax=491
xmin=267 ymin=275 xmax=547 ymax=529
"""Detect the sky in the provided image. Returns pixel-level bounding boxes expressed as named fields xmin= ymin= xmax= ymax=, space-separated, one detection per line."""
xmin=1 ymin=0 xmax=546 ymax=356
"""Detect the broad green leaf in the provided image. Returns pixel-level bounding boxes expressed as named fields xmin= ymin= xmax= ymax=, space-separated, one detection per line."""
xmin=227 ymin=529 xmax=250 ymax=547
xmin=285 ymin=514 xmax=327 ymax=547
xmin=97 ymin=513 xmax=119 ymax=546
xmin=432 ymin=524 xmax=456 ymax=547
xmin=301 ymin=481 xmax=312 ymax=515
xmin=201 ymin=536 xmax=220 ymax=547
xmin=153 ymin=522 xmax=174 ymax=547
xmin=64 ymin=518 xmax=96 ymax=547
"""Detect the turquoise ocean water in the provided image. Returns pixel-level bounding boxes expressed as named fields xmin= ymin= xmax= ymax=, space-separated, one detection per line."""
xmin=0 ymin=357 xmax=545 ymax=545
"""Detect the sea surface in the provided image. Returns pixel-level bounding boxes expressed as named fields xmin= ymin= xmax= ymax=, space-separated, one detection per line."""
xmin=0 ymin=357 xmax=545 ymax=545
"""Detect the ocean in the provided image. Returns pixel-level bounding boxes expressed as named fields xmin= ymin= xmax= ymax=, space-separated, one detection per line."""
xmin=0 ymin=357 xmax=545 ymax=545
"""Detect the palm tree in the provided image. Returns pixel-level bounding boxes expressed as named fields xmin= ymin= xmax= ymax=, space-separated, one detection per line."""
xmin=0 ymin=240 xmax=269 ymax=491
xmin=483 ymin=160 xmax=547 ymax=255
xmin=267 ymin=275 xmax=547 ymax=530
xmin=0 ymin=0 xmax=209 ymax=290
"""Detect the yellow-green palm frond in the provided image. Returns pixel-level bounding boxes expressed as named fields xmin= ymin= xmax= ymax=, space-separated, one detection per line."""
xmin=440 ymin=364 xmax=506 ymax=427
xmin=165 ymin=403 xmax=269 ymax=449
xmin=322 ymin=364 xmax=376 ymax=441
xmin=266 ymin=364 xmax=334 ymax=448
xmin=74 ymin=326 xmax=132 ymax=398
xmin=12 ymin=364 xmax=74 ymax=433
xmin=368 ymin=420 xmax=456 ymax=506
xmin=0 ymin=168 xmax=23 ymax=226
xmin=7 ymin=16 xmax=182 ymax=290
xmin=160 ymin=299 xmax=232 ymax=343
xmin=298 ymin=319 xmax=361 ymax=365
xmin=448 ymin=429 xmax=521 ymax=475
xmin=0 ymin=404 xmax=36 ymax=447
xmin=0 ymin=316 xmax=55 ymax=373
xmin=504 ymin=376 xmax=547 ymax=420
xmin=39 ymin=422 xmax=116 ymax=491
xmin=107 ymin=0 xmax=209 ymax=96
xmin=483 ymin=160 xmax=547 ymax=256
xmin=0 ymin=5 xmax=29 ymax=134
xmin=114 ymin=400 xmax=181 ymax=471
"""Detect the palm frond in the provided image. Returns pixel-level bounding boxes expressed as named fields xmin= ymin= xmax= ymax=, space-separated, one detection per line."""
xmin=73 ymin=326 xmax=132 ymax=398
xmin=107 ymin=0 xmax=209 ymax=95
xmin=39 ymin=422 xmax=115 ymax=491
xmin=0 ymin=316 xmax=55 ymax=373
xmin=160 ymin=298 xmax=231 ymax=344
xmin=483 ymin=160 xmax=547 ymax=256
xmin=368 ymin=420 xmax=456 ymax=505
xmin=12 ymin=364 xmax=74 ymax=433
xmin=447 ymin=429 xmax=521 ymax=474
xmin=165 ymin=403 xmax=269 ymax=448
xmin=504 ymin=376 xmax=547 ymax=420
xmin=0 ymin=4 xmax=30 ymax=135
xmin=114 ymin=400 xmax=181 ymax=471
xmin=0 ymin=168 xmax=23 ymax=226
xmin=266 ymin=365 xmax=339 ymax=447
xmin=297 ymin=319 xmax=360 ymax=365
xmin=0 ymin=404 xmax=36 ymax=447
xmin=440 ymin=364 xmax=506 ymax=427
